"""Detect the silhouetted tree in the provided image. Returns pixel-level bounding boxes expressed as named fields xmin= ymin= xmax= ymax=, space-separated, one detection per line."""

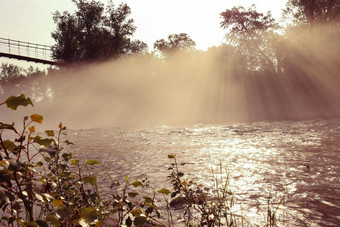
xmin=220 ymin=5 xmax=280 ymax=73
xmin=153 ymin=33 xmax=196 ymax=57
xmin=283 ymin=0 xmax=340 ymax=34
xmin=52 ymin=0 xmax=147 ymax=63
xmin=281 ymin=1 xmax=339 ymax=75
xmin=0 ymin=63 xmax=46 ymax=99
xmin=0 ymin=63 xmax=26 ymax=82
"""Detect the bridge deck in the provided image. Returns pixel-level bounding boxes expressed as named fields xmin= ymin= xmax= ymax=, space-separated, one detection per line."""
xmin=0 ymin=52 xmax=57 ymax=65
xmin=0 ymin=37 xmax=57 ymax=65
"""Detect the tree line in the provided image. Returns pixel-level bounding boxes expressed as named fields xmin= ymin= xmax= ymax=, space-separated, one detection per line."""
xmin=51 ymin=0 xmax=339 ymax=64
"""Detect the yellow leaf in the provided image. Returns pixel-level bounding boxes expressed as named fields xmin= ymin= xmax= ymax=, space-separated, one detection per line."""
xmin=0 ymin=160 xmax=9 ymax=167
xmin=30 ymin=114 xmax=43 ymax=124
xmin=58 ymin=122 xmax=63 ymax=129
xmin=95 ymin=220 xmax=103 ymax=227
xmin=29 ymin=126 xmax=35 ymax=133
xmin=52 ymin=199 xmax=63 ymax=207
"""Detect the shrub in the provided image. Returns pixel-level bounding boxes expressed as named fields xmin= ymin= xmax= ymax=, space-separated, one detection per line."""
xmin=0 ymin=94 xmax=162 ymax=226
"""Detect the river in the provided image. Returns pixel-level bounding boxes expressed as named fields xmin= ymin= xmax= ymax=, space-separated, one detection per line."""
xmin=66 ymin=119 xmax=340 ymax=226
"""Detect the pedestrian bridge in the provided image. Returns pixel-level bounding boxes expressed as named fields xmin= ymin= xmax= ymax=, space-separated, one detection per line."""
xmin=0 ymin=37 xmax=57 ymax=65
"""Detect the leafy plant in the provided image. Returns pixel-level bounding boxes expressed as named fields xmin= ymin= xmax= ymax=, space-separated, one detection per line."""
xmin=164 ymin=154 xmax=240 ymax=226
xmin=0 ymin=95 xmax=161 ymax=226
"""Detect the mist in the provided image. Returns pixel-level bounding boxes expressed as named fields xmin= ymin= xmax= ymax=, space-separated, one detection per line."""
xmin=1 ymin=28 xmax=339 ymax=129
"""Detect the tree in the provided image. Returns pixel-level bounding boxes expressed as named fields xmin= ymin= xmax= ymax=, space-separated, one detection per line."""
xmin=283 ymin=0 xmax=340 ymax=34
xmin=51 ymin=0 xmax=147 ymax=63
xmin=220 ymin=5 xmax=280 ymax=73
xmin=153 ymin=33 xmax=196 ymax=57
xmin=0 ymin=64 xmax=43 ymax=82
xmin=0 ymin=63 xmax=26 ymax=81
xmin=0 ymin=63 xmax=46 ymax=99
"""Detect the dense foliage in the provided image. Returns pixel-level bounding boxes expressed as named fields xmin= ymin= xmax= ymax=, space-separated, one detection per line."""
xmin=0 ymin=94 xmax=165 ymax=226
xmin=153 ymin=33 xmax=196 ymax=57
xmin=51 ymin=0 xmax=147 ymax=63
xmin=0 ymin=64 xmax=43 ymax=82
xmin=283 ymin=0 xmax=340 ymax=32
xmin=220 ymin=5 xmax=279 ymax=73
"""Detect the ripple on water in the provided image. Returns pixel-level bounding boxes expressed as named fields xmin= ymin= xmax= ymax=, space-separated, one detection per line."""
xmin=66 ymin=119 xmax=340 ymax=226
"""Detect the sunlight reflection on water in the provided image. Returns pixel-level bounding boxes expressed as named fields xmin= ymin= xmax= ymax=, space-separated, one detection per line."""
xmin=67 ymin=119 xmax=340 ymax=226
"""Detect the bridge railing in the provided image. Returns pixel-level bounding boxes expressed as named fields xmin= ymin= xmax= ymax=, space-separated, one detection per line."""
xmin=0 ymin=37 xmax=54 ymax=62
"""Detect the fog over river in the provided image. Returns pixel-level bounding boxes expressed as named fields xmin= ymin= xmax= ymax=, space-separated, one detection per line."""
xmin=65 ymin=119 xmax=340 ymax=226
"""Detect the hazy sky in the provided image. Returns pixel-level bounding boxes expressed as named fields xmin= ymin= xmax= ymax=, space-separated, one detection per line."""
xmin=0 ymin=0 xmax=287 ymax=67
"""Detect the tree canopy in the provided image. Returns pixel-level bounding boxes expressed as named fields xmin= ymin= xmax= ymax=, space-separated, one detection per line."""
xmin=283 ymin=0 xmax=340 ymax=33
xmin=220 ymin=5 xmax=279 ymax=73
xmin=153 ymin=33 xmax=196 ymax=57
xmin=51 ymin=0 xmax=147 ymax=63
xmin=0 ymin=63 xmax=42 ymax=82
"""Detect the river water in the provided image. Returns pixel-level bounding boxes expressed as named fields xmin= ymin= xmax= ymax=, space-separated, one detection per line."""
xmin=66 ymin=119 xmax=340 ymax=226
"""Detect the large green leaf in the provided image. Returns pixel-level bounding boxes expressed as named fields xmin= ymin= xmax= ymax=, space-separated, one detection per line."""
xmin=132 ymin=180 xmax=143 ymax=187
xmin=45 ymin=130 xmax=55 ymax=137
xmin=80 ymin=207 xmax=97 ymax=220
xmin=134 ymin=216 xmax=147 ymax=226
xmin=5 ymin=94 xmax=33 ymax=110
xmin=46 ymin=215 xmax=61 ymax=226
xmin=157 ymin=188 xmax=171 ymax=195
xmin=71 ymin=159 xmax=79 ymax=166
xmin=83 ymin=176 xmax=97 ymax=186
xmin=143 ymin=196 xmax=153 ymax=204
xmin=131 ymin=209 xmax=142 ymax=217
xmin=128 ymin=192 xmax=139 ymax=198
xmin=33 ymin=136 xmax=55 ymax=147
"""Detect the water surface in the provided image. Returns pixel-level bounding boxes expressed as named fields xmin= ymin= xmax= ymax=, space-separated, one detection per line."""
xmin=67 ymin=119 xmax=340 ymax=226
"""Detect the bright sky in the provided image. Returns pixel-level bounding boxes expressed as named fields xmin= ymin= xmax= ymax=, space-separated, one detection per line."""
xmin=0 ymin=0 xmax=287 ymax=68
